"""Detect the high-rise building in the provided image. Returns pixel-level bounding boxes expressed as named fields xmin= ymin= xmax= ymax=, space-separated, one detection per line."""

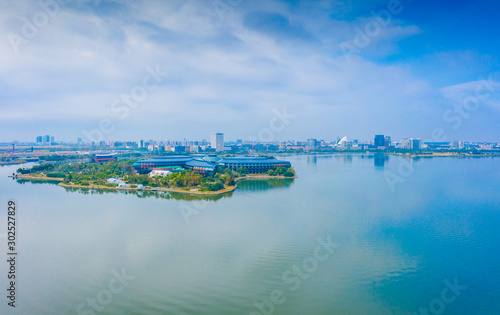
xmin=306 ymin=138 xmax=318 ymax=151
xmin=384 ymin=136 xmax=391 ymax=147
xmin=211 ymin=133 xmax=224 ymax=152
xmin=36 ymin=136 xmax=42 ymax=144
xmin=42 ymin=135 xmax=50 ymax=145
xmin=410 ymin=138 xmax=421 ymax=150
xmin=450 ymin=140 xmax=462 ymax=149
xmin=400 ymin=138 xmax=411 ymax=149
xmin=50 ymin=136 xmax=54 ymax=144
xmin=374 ymin=135 xmax=385 ymax=147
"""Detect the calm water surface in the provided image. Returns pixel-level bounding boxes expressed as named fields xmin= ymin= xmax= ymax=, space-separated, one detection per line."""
xmin=0 ymin=154 xmax=499 ymax=314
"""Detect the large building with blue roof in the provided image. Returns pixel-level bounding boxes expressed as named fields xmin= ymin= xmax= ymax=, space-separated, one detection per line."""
xmin=133 ymin=156 xmax=291 ymax=176
xmin=217 ymin=157 xmax=291 ymax=173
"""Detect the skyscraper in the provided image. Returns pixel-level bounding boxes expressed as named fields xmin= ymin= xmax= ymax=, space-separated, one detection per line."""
xmin=384 ymin=136 xmax=391 ymax=147
xmin=374 ymin=135 xmax=385 ymax=147
xmin=410 ymin=138 xmax=421 ymax=150
xmin=306 ymin=138 xmax=318 ymax=151
xmin=42 ymin=135 xmax=50 ymax=145
xmin=211 ymin=133 xmax=224 ymax=152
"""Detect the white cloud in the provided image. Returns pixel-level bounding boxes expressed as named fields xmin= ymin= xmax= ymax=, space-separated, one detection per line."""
xmin=0 ymin=0 xmax=497 ymax=141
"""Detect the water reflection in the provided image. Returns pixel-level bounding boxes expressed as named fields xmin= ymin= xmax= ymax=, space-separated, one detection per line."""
xmin=15 ymin=177 xmax=295 ymax=201
xmin=61 ymin=186 xmax=233 ymax=201
xmin=236 ymin=178 xmax=295 ymax=191
xmin=15 ymin=179 xmax=61 ymax=185
xmin=374 ymin=153 xmax=389 ymax=169
xmin=335 ymin=154 xmax=353 ymax=164
xmin=307 ymin=155 xmax=317 ymax=164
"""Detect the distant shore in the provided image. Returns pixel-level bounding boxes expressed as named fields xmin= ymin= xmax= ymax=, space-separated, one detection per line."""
xmin=388 ymin=152 xmax=500 ymax=158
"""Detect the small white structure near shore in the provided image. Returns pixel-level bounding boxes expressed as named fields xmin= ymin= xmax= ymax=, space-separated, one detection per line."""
xmin=149 ymin=169 xmax=172 ymax=178
xmin=107 ymin=178 xmax=126 ymax=186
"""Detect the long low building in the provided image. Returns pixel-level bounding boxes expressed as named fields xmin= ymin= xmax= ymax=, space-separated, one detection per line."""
xmin=217 ymin=157 xmax=291 ymax=173
xmin=133 ymin=156 xmax=291 ymax=175
xmin=89 ymin=153 xmax=118 ymax=163
xmin=133 ymin=156 xmax=194 ymax=174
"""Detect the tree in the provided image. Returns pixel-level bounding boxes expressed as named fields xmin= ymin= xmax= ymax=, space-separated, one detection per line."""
xmin=237 ymin=167 xmax=249 ymax=175
xmin=267 ymin=169 xmax=277 ymax=176
xmin=224 ymin=174 xmax=234 ymax=186
xmin=275 ymin=166 xmax=286 ymax=175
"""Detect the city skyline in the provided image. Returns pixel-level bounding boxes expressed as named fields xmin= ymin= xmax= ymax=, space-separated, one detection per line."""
xmin=1 ymin=0 xmax=500 ymax=142
xmin=1 ymin=132 xmax=499 ymax=145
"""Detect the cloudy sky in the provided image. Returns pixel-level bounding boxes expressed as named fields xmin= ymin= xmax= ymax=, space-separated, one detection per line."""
xmin=1 ymin=0 xmax=499 ymax=143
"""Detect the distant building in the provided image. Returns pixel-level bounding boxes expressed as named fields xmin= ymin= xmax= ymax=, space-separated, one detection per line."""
xmin=306 ymin=138 xmax=318 ymax=151
xmin=133 ymin=156 xmax=291 ymax=176
xmin=374 ymin=135 xmax=385 ymax=147
xmin=400 ymin=138 xmax=411 ymax=149
xmin=384 ymin=136 xmax=391 ymax=147
xmin=218 ymin=157 xmax=291 ymax=173
xmin=41 ymin=135 xmax=50 ymax=145
xmin=173 ymin=146 xmax=187 ymax=152
xmin=450 ymin=140 xmax=463 ymax=149
xmin=410 ymin=138 xmax=421 ymax=150
xmin=36 ymin=136 xmax=42 ymax=144
xmin=90 ymin=153 xmax=118 ymax=163
xmin=211 ymin=133 xmax=224 ymax=152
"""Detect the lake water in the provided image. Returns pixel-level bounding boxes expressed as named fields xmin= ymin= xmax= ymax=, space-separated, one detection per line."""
xmin=1 ymin=154 xmax=499 ymax=314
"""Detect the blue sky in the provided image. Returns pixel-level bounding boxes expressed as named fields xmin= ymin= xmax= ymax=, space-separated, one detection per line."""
xmin=0 ymin=0 xmax=499 ymax=142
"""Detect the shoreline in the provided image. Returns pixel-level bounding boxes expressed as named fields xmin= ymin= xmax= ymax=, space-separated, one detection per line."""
xmin=57 ymin=174 xmax=296 ymax=195
xmin=57 ymin=182 xmax=238 ymax=195
xmin=10 ymin=174 xmax=296 ymax=196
